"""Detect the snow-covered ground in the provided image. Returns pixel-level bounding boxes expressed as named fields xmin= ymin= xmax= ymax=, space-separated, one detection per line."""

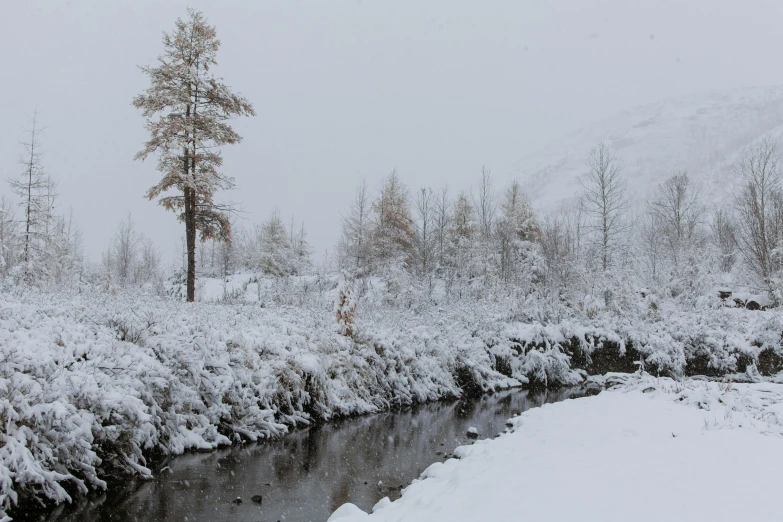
xmin=0 ymin=288 xmax=520 ymax=520
xmin=2 ymin=285 xmax=782 ymax=520
xmin=330 ymin=376 xmax=783 ymax=522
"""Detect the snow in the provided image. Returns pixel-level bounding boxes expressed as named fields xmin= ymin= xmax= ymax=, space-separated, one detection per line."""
xmin=2 ymin=280 xmax=783 ymax=518
xmin=0 ymin=287 xmax=522 ymax=518
xmin=329 ymin=377 xmax=783 ymax=522
xmin=515 ymin=86 xmax=783 ymax=215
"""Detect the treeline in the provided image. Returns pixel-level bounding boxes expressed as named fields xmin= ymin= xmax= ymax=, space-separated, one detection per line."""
xmin=337 ymin=139 xmax=783 ymax=309
xmin=193 ymin=210 xmax=311 ymax=279
xmin=337 ymin=168 xmax=539 ymax=296
xmin=4 ymin=108 xmax=782 ymax=311
xmin=0 ymin=112 xmax=313 ymax=294
xmin=100 ymin=210 xmax=312 ymax=292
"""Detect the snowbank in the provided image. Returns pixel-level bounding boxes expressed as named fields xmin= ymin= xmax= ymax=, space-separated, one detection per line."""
xmin=330 ymin=377 xmax=783 ymax=522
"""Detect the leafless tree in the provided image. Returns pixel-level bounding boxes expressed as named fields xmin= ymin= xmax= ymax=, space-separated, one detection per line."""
xmin=111 ymin=213 xmax=139 ymax=287
xmin=637 ymin=213 xmax=665 ymax=289
xmin=580 ymin=142 xmax=629 ymax=272
xmin=733 ymin=138 xmax=783 ymax=298
xmin=133 ymin=8 xmax=255 ymax=301
xmin=473 ymin=166 xmax=496 ymax=241
xmin=711 ymin=209 xmax=737 ymax=273
xmin=432 ymin=187 xmax=451 ymax=270
xmin=137 ymin=236 xmax=162 ymax=286
xmin=414 ymin=187 xmax=435 ymax=275
xmin=450 ymin=191 xmax=477 ymax=279
xmin=648 ymin=172 xmax=705 ymax=266
xmin=539 ymin=214 xmax=578 ymax=293
xmin=0 ymin=197 xmax=20 ymax=275
xmin=7 ymin=110 xmax=57 ymax=278
xmin=339 ymin=180 xmax=372 ymax=275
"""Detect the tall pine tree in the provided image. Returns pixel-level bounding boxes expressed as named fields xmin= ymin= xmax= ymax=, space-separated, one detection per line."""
xmin=133 ymin=8 xmax=255 ymax=301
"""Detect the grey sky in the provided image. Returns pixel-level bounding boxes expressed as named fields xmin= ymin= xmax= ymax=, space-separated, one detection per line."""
xmin=3 ymin=0 xmax=783 ymax=263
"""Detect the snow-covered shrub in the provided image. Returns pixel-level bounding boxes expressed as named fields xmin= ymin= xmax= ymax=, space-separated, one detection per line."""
xmin=4 ymin=275 xmax=783 ymax=518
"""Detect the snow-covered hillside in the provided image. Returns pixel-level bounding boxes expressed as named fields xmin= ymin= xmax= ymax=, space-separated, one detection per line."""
xmin=516 ymin=86 xmax=783 ymax=212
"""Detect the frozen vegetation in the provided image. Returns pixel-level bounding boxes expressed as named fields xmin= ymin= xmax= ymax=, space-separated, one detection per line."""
xmin=2 ymin=276 xmax=783 ymax=519
xmin=329 ymin=376 xmax=783 ymax=522
xmin=3 ymin=8 xmax=783 ymax=520
xmin=6 ymin=92 xmax=783 ymax=516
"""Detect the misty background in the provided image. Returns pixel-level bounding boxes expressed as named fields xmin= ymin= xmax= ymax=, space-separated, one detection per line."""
xmin=2 ymin=0 xmax=783 ymax=263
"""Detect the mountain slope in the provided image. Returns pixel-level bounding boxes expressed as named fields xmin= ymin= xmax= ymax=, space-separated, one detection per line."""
xmin=516 ymin=86 xmax=783 ymax=212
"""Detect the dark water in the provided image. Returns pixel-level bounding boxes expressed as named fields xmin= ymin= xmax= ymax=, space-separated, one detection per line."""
xmin=21 ymin=387 xmax=582 ymax=522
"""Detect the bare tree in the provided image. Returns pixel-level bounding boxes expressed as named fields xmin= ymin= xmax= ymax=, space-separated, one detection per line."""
xmin=432 ymin=187 xmax=451 ymax=270
xmin=580 ymin=142 xmax=629 ymax=272
xmin=0 ymin=197 xmax=20 ymax=275
xmin=7 ymin=110 xmax=57 ymax=279
xmin=648 ymin=172 xmax=705 ymax=267
xmin=414 ymin=187 xmax=435 ymax=275
xmin=137 ymin=237 xmax=162 ymax=287
xmin=733 ymin=138 xmax=783 ymax=298
xmin=539 ymin=213 xmax=578 ymax=293
xmin=110 ymin=213 xmax=139 ymax=287
xmin=711 ymin=209 xmax=737 ymax=273
xmin=473 ymin=166 xmax=496 ymax=241
xmin=217 ymin=235 xmax=235 ymax=280
xmin=450 ymin=191 xmax=476 ymax=270
xmin=133 ymin=8 xmax=255 ymax=302
xmin=339 ymin=180 xmax=372 ymax=275
xmin=637 ymin=213 xmax=665 ymax=289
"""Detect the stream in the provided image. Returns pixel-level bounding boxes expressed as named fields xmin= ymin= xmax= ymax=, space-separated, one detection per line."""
xmin=22 ymin=387 xmax=584 ymax=522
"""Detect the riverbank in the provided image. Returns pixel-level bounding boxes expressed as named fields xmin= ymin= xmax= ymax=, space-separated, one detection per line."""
xmin=329 ymin=376 xmax=783 ymax=522
xmin=2 ymin=287 xmax=783 ymax=519
xmin=14 ymin=388 xmax=584 ymax=522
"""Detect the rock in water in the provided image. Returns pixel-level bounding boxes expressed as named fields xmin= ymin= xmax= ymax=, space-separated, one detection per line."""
xmin=466 ymin=427 xmax=479 ymax=439
xmin=231 ymin=497 xmax=242 ymax=504
xmin=251 ymin=495 xmax=263 ymax=504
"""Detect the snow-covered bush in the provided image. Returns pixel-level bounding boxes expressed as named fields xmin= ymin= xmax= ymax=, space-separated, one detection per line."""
xmin=3 ymin=267 xmax=783 ymax=517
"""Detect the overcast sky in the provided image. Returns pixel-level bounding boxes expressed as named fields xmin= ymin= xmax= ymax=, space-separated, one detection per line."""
xmin=3 ymin=0 xmax=783 ymax=263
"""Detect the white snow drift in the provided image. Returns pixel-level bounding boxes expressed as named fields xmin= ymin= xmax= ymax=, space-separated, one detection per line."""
xmin=330 ymin=376 xmax=783 ymax=522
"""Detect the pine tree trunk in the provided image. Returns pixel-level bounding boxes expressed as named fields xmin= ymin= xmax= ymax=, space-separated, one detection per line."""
xmin=186 ymin=186 xmax=196 ymax=302
xmin=184 ymin=94 xmax=196 ymax=303
xmin=183 ymin=129 xmax=195 ymax=302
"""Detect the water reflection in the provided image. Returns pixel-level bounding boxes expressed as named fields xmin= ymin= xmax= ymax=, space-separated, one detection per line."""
xmin=21 ymin=387 xmax=581 ymax=522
